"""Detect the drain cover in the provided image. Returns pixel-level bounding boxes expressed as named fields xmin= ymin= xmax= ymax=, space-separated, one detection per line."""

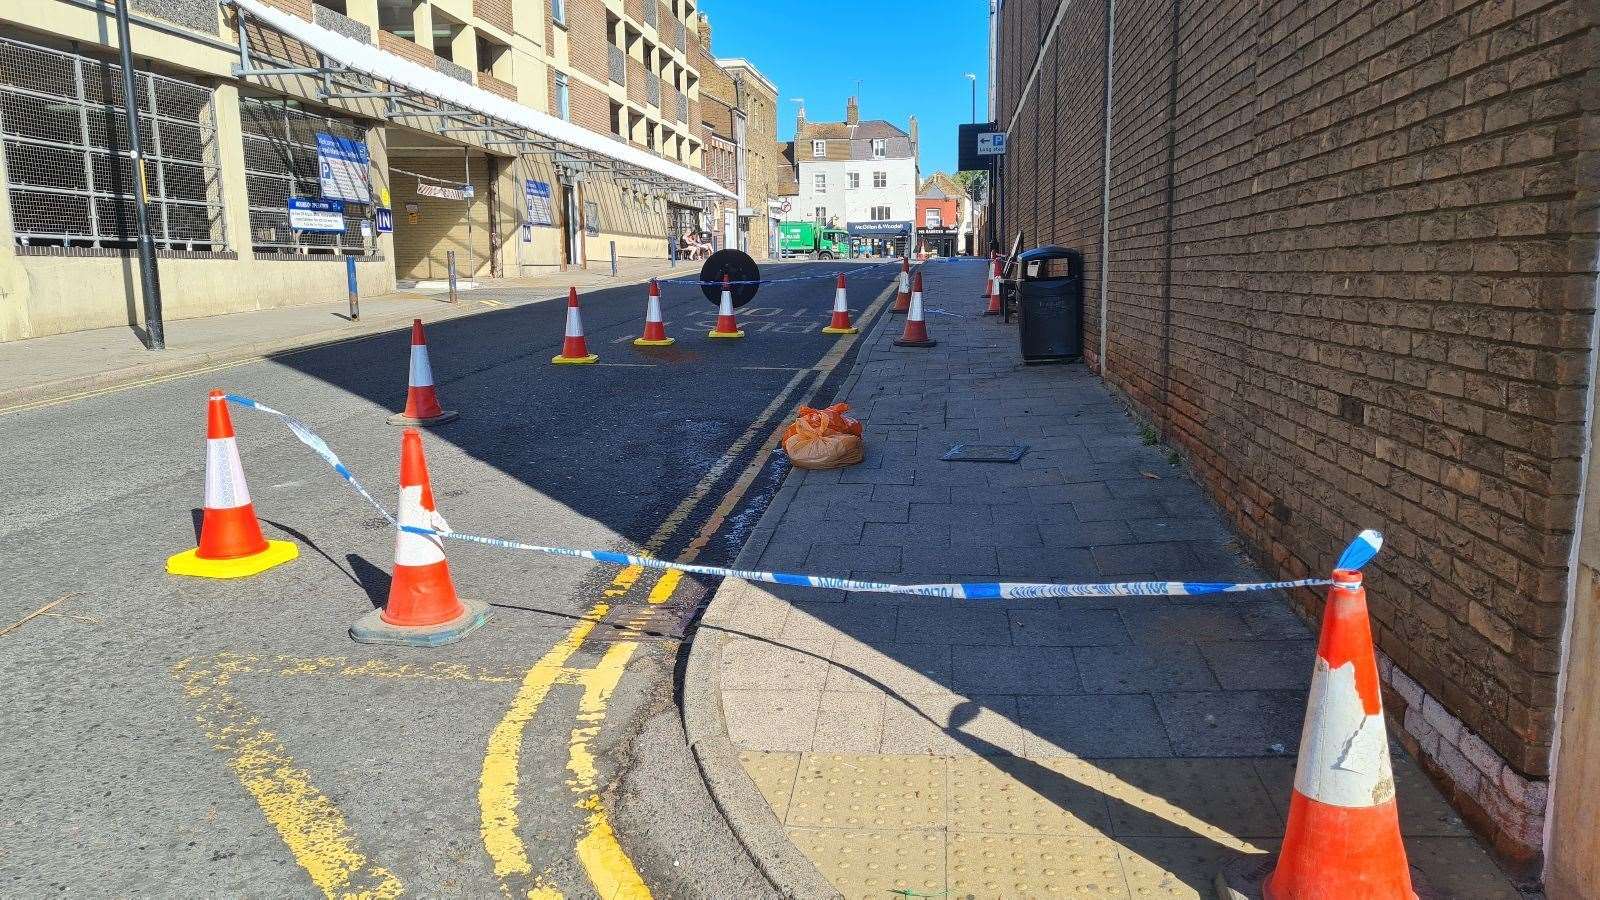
xmin=940 ymin=443 xmax=1028 ymax=463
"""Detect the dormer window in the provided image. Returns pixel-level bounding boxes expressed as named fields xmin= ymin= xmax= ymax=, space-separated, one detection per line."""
xmin=871 ymin=138 xmax=886 ymax=158
xmin=812 ymin=139 xmax=826 ymax=158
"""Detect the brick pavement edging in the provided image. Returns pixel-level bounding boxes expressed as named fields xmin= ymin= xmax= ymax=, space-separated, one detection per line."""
xmin=677 ymin=270 xmax=910 ymax=899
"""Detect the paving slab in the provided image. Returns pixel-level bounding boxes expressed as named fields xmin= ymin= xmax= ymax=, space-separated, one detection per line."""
xmin=688 ymin=259 xmax=1521 ymax=898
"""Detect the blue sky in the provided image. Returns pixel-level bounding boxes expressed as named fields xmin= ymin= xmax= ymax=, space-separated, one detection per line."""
xmin=699 ymin=1 xmax=991 ymax=175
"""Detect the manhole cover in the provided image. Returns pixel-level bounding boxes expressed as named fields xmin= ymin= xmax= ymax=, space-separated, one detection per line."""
xmin=940 ymin=443 xmax=1028 ymax=463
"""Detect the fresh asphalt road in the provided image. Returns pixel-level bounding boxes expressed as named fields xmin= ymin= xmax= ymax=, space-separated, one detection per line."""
xmin=0 ymin=260 xmax=899 ymax=898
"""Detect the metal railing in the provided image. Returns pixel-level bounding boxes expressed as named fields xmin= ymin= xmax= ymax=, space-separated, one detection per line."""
xmin=0 ymin=36 xmax=226 ymax=250
xmin=239 ymin=96 xmax=373 ymax=255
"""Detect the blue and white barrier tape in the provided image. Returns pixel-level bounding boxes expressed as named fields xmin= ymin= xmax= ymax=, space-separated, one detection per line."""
xmin=224 ymin=393 xmax=1383 ymax=600
xmin=657 ymin=260 xmax=905 ymax=289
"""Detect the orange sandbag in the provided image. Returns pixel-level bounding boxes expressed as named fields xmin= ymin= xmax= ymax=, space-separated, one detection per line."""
xmin=782 ymin=403 xmax=862 ymax=442
xmin=782 ymin=406 xmax=865 ymax=469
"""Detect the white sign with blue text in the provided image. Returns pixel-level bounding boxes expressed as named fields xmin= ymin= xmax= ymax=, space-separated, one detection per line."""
xmin=977 ymin=132 xmax=1007 ymax=156
xmin=315 ymin=132 xmax=371 ymax=203
xmin=288 ymin=197 xmax=347 ymax=233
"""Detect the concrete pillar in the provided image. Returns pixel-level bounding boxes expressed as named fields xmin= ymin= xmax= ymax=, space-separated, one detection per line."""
xmin=209 ymin=83 xmax=255 ymax=270
xmin=0 ymin=133 xmax=32 ymax=342
xmin=345 ymin=0 xmax=379 ymax=35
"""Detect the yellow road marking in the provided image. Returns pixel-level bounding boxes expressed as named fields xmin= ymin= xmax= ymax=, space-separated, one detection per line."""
xmin=568 ymin=642 xmax=650 ymax=900
xmin=173 ymin=656 xmax=403 ymax=899
xmin=646 ymin=570 xmax=683 ymax=605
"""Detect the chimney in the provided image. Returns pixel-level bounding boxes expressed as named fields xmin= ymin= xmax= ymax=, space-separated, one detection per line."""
xmin=908 ymin=115 xmax=919 ymax=147
xmin=846 ymin=96 xmax=859 ymax=126
xmin=795 ymin=102 xmax=806 ymax=135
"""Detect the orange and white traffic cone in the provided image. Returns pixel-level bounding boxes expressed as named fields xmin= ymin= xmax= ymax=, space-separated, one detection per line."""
xmin=632 ymin=279 xmax=675 ymax=347
xmin=894 ymin=271 xmax=936 ymax=348
xmin=822 ymin=273 xmax=858 ymax=335
xmin=167 ymin=390 xmax=299 ymax=578
xmin=891 ymin=257 xmax=912 ymax=314
xmin=388 ymin=319 xmax=459 ymax=426
xmin=350 ymin=428 xmax=489 ymax=646
xmin=553 ymin=287 xmax=600 ymax=364
xmin=983 ymin=256 xmax=1003 ymax=316
xmin=1218 ymin=564 xmax=1430 ymax=899
xmin=708 ymin=275 xmax=744 ymax=339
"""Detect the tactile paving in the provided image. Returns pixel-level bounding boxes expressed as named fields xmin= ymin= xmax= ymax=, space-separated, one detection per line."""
xmin=1098 ymin=758 xmax=1281 ymax=842
xmin=947 ymin=755 xmax=1112 ymax=835
xmin=787 ymin=827 xmax=944 ymax=900
xmin=786 ymin=753 xmax=946 ymax=828
xmin=1119 ymin=836 xmax=1276 ymax=898
xmin=738 ymin=751 xmax=800 ymax=821
xmin=947 ymin=831 xmax=1129 ymax=897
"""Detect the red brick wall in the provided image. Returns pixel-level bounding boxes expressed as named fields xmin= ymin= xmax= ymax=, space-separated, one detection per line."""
xmin=566 ymin=0 xmax=608 ymax=84
xmin=997 ymin=0 xmax=1600 ymax=870
xmin=473 ymin=0 xmax=512 ymax=34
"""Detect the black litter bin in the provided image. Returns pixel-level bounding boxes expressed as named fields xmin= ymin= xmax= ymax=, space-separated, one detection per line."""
xmin=1015 ymin=246 xmax=1084 ymax=364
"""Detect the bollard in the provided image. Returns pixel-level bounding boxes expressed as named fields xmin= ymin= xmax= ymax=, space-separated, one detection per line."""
xmin=345 ymin=255 xmax=359 ymax=320
xmin=446 ymin=250 xmax=458 ymax=303
xmin=610 ymin=240 xmax=618 ymax=277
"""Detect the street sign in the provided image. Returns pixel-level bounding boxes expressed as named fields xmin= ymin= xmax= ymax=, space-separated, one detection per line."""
xmin=977 ymin=132 xmax=1007 ymax=155
xmin=315 ymin=132 xmax=370 ymax=203
xmin=525 ymin=179 xmax=555 ymax=226
xmin=374 ymin=207 xmax=393 ymax=233
xmin=287 ymin=197 xmax=346 ymax=233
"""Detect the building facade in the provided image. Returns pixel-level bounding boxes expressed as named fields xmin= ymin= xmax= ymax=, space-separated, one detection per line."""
xmin=915 ymin=173 xmax=970 ymax=258
xmin=713 ymin=57 xmax=780 ymax=259
xmin=0 ymin=0 xmax=731 ymax=342
xmin=991 ymin=0 xmax=1599 ymax=887
xmin=792 ymin=98 xmax=918 ymax=256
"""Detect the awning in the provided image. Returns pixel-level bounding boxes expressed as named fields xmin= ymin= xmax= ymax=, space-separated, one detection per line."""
xmin=224 ymin=0 xmax=735 ymax=204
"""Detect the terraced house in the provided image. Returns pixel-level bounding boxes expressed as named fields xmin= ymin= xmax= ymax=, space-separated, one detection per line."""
xmin=0 ymin=0 xmax=736 ymax=342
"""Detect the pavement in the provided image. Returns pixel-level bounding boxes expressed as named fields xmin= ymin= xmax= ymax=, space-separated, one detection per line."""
xmin=0 ymin=257 xmax=693 ymax=413
xmin=0 ymin=258 xmax=900 ymax=897
xmin=684 ymin=258 xmax=1526 ymax=898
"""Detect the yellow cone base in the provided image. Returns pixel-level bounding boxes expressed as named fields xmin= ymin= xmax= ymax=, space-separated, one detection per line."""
xmin=167 ymin=539 xmax=299 ymax=579
xmin=708 ymin=329 xmax=745 ymax=339
xmin=552 ymin=354 xmax=600 ymax=365
xmin=387 ymin=410 xmax=459 ymax=426
xmin=821 ymin=325 xmax=859 ymax=335
xmin=632 ymin=337 xmax=676 ymax=347
xmin=349 ymin=598 xmax=489 ymax=647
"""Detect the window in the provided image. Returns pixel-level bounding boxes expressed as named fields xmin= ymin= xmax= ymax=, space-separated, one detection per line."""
xmin=377 ymin=0 xmax=418 ymax=38
xmin=813 ymin=173 xmax=825 ymax=191
xmin=814 ymin=206 xmax=827 ymax=222
xmin=551 ymin=0 xmax=566 ymax=26
xmin=0 ymin=36 xmax=227 ymax=250
xmin=476 ymin=35 xmax=507 ymax=78
xmin=811 ymin=139 xmax=825 ymax=158
xmin=873 ymin=171 xmax=887 ymax=189
xmin=871 ymin=138 xmax=886 ymax=158
xmin=847 ymin=172 xmax=859 ymax=189
xmin=871 ymin=206 xmax=891 ymax=221
xmin=925 ymin=208 xmax=942 ymax=228
xmin=554 ymin=71 xmax=570 ymax=121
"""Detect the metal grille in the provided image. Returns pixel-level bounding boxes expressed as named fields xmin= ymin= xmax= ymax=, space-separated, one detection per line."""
xmin=608 ymin=45 xmax=626 ymax=85
xmin=239 ymin=96 xmax=373 ymax=255
xmin=675 ymin=91 xmax=687 ymax=124
xmin=647 ymin=73 xmax=660 ymax=107
xmin=643 ymin=0 xmax=657 ymax=28
xmin=0 ymin=36 xmax=226 ymax=250
xmin=674 ymin=20 xmax=686 ymax=52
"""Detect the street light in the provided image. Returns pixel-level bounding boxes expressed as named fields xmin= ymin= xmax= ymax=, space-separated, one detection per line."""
xmin=964 ymin=72 xmax=976 ymax=123
xmin=115 ymin=0 xmax=165 ymax=349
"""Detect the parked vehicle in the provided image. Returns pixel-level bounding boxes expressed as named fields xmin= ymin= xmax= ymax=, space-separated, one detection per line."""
xmin=778 ymin=221 xmax=851 ymax=259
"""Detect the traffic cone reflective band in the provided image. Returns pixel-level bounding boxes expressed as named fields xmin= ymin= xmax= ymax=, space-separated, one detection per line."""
xmin=983 ymin=256 xmax=1003 ymax=316
xmin=388 ymin=319 xmax=459 ymax=426
xmin=891 ymin=257 xmax=912 ymax=313
xmin=553 ymin=287 xmax=600 ymax=364
xmin=894 ymin=271 xmax=936 ymax=348
xmin=350 ymin=428 xmax=489 ymax=646
xmin=821 ymin=273 xmax=858 ymax=335
xmin=979 ymin=254 xmax=995 ymax=298
xmin=632 ymin=280 xmax=675 ymax=347
xmin=708 ymin=275 xmax=745 ymax=339
xmin=1261 ymin=567 xmax=1419 ymax=900
xmin=167 ymin=390 xmax=299 ymax=578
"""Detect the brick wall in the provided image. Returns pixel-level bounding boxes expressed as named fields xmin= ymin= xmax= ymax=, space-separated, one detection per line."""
xmin=998 ymin=0 xmax=1600 ymax=873
xmin=472 ymin=0 xmax=512 ymax=34
xmin=565 ymin=0 xmax=607 ymax=84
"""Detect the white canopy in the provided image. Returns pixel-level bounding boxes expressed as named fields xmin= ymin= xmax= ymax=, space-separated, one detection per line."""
xmin=227 ymin=0 xmax=735 ymax=202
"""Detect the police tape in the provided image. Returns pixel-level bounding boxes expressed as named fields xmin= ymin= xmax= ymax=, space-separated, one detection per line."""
xmin=225 ymin=393 xmax=1383 ymax=600
xmin=657 ymin=259 xmax=908 ymax=289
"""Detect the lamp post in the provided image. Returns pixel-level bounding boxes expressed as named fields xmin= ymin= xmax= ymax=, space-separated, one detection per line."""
xmin=964 ymin=72 xmax=977 ymax=123
xmin=115 ymin=0 xmax=165 ymax=349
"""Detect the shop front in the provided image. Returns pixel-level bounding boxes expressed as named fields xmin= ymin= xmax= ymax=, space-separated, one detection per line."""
xmin=846 ymin=220 xmax=912 ymax=258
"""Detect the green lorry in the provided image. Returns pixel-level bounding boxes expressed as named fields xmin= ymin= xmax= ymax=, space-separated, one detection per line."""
xmin=778 ymin=221 xmax=851 ymax=259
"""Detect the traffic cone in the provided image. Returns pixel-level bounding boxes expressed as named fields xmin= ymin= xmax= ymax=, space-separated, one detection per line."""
xmin=708 ymin=275 xmax=744 ymax=339
xmin=891 ymin=257 xmax=912 ymax=314
xmin=350 ymin=428 xmax=489 ymax=646
xmin=1217 ymin=562 xmax=1430 ymax=899
xmin=983 ymin=256 xmax=1003 ymax=316
xmin=979 ymin=254 xmax=995 ymax=298
xmin=894 ymin=271 xmax=936 ymax=348
xmin=553 ymin=287 xmax=600 ymax=364
xmin=167 ymin=390 xmax=299 ymax=578
xmin=388 ymin=319 xmax=459 ymax=426
xmin=632 ymin=279 xmax=675 ymax=347
xmin=821 ymin=273 xmax=858 ymax=335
